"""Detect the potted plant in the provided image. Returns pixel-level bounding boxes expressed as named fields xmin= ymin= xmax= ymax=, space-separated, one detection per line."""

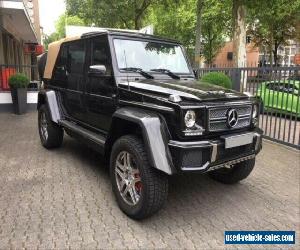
xmin=8 ymin=73 xmax=30 ymax=115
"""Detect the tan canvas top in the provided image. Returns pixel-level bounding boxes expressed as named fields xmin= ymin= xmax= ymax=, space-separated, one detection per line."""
xmin=44 ymin=36 xmax=80 ymax=79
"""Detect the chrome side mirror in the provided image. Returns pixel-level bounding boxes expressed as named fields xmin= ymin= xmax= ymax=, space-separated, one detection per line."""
xmin=88 ymin=65 xmax=106 ymax=75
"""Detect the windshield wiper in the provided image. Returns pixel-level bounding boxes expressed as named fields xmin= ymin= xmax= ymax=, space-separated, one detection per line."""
xmin=150 ymin=68 xmax=180 ymax=79
xmin=120 ymin=67 xmax=154 ymax=79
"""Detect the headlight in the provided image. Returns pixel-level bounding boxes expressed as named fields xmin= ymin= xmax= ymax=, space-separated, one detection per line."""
xmin=252 ymin=105 xmax=258 ymax=118
xmin=184 ymin=110 xmax=196 ymax=128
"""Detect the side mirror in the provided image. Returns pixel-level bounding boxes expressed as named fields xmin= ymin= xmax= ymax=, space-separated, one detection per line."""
xmin=88 ymin=65 xmax=106 ymax=76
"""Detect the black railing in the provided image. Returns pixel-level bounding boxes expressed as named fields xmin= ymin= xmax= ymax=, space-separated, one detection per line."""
xmin=198 ymin=66 xmax=300 ymax=149
xmin=0 ymin=64 xmax=41 ymax=91
xmin=1 ymin=63 xmax=299 ymax=149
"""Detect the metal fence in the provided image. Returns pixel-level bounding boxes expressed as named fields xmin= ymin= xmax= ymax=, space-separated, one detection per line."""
xmin=198 ymin=66 xmax=300 ymax=149
xmin=1 ymin=63 xmax=299 ymax=148
xmin=0 ymin=64 xmax=41 ymax=91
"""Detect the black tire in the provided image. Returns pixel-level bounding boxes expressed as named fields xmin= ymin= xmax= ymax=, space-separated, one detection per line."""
xmin=209 ymin=158 xmax=255 ymax=184
xmin=110 ymin=135 xmax=168 ymax=220
xmin=38 ymin=104 xmax=63 ymax=149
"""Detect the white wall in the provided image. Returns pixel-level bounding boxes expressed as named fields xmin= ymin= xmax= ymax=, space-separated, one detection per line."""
xmin=0 ymin=91 xmax=38 ymax=104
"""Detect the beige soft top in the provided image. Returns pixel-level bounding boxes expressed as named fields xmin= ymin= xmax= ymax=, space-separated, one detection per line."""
xmin=44 ymin=36 xmax=80 ymax=79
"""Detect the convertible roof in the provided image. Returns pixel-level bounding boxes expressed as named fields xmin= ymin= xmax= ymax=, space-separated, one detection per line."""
xmin=44 ymin=36 xmax=80 ymax=79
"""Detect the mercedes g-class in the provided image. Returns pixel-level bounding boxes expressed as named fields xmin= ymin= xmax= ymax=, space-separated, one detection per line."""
xmin=37 ymin=30 xmax=263 ymax=219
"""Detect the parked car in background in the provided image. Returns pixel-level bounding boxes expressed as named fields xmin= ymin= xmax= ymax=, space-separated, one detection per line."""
xmin=257 ymin=80 xmax=300 ymax=118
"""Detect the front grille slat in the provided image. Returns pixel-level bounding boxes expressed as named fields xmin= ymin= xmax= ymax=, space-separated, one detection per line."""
xmin=208 ymin=105 xmax=252 ymax=132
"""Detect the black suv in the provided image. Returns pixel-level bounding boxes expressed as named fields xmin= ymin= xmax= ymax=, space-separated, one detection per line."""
xmin=37 ymin=30 xmax=262 ymax=219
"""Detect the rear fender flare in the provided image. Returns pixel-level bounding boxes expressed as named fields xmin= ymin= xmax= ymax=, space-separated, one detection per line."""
xmin=37 ymin=90 xmax=62 ymax=123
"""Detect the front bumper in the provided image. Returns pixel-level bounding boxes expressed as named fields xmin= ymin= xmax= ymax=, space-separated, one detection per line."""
xmin=168 ymin=130 xmax=262 ymax=173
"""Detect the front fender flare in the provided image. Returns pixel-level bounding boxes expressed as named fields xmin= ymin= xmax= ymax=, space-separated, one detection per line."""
xmin=112 ymin=107 xmax=175 ymax=175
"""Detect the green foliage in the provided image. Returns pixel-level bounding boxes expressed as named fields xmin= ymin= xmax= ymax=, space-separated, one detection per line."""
xmin=55 ymin=14 xmax=85 ymax=38
xmin=201 ymin=0 xmax=232 ymax=64
xmin=63 ymin=0 xmax=231 ymax=64
xmin=146 ymin=1 xmax=197 ymax=49
xmin=66 ymin=0 xmax=157 ymax=29
xmin=43 ymin=14 xmax=85 ymax=49
xmin=201 ymin=72 xmax=232 ymax=89
xmin=8 ymin=74 xmax=30 ymax=89
xmin=247 ymin=0 xmax=300 ymax=65
xmin=43 ymin=33 xmax=60 ymax=50
xmin=56 ymin=0 xmax=300 ymax=67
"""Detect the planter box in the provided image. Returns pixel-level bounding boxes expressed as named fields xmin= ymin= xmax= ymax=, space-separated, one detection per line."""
xmin=10 ymin=88 xmax=27 ymax=114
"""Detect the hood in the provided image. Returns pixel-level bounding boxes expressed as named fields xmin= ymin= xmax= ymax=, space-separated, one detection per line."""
xmin=118 ymin=79 xmax=248 ymax=102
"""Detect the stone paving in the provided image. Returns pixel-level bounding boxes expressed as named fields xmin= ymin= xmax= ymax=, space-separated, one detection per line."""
xmin=0 ymin=112 xmax=299 ymax=249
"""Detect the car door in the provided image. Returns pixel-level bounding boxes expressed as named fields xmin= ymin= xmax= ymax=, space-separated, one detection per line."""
xmin=281 ymin=83 xmax=299 ymax=114
xmin=52 ymin=40 xmax=87 ymax=122
xmin=263 ymin=82 xmax=275 ymax=109
xmin=64 ymin=40 xmax=87 ymax=122
xmin=85 ymin=35 xmax=116 ymax=131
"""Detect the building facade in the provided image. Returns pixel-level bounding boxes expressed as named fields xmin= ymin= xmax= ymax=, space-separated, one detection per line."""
xmin=212 ymin=41 xmax=259 ymax=67
xmin=0 ymin=0 xmax=41 ymax=111
xmin=213 ymin=40 xmax=300 ymax=67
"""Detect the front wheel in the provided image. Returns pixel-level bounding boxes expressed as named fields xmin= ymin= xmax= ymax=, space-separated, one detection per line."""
xmin=209 ymin=158 xmax=255 ymax=184
xmin=110 ymin=135 xmax=168 ymax=220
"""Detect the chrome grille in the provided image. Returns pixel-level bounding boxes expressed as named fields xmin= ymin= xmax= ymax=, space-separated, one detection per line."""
xmin=208 ymin=105 xmax=252 ymax=132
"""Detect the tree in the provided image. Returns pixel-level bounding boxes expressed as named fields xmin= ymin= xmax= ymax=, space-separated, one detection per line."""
xmin=201 ymin=0 xmax=231 ymax=66
xmin=55 ymin=14 xmax=85 ymax=38
xmin=42 ymin=14 xmax=85 ymax=49
xmin=194 ymin=0 xmax=204 ymax=68
xmin=247 ymin=0 xmax=300 ymax=66
xmin=146 ymin=0 xmax=197 ymax=51
xmin=43 ymin=33 xmax=59 ymax=50
xmin=148 ymin=0 xmax=231 ymax=65
xmin=232 ymin=0 xmax=247 ymax=67
xmin=201 ymin=21 xmax=225 ymax=65
xmin=66 ymin=0 xmax=157 ymax=30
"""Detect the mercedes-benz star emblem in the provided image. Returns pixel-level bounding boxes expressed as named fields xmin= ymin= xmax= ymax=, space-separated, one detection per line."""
xmin=227 ymin=109 xmax=239 ymax=128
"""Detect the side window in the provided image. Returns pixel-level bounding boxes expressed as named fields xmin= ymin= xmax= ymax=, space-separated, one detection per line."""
xmin=270 ymin=82 xmax=294 ymax=93
xmin=283 ymin=83 xmax=295 ymax=93
xmin=67 ymin=41 xmax=86 ymax=74
xmin=91 ymin=37 xmax=112 ymax=76
xmin=273 ymin=83 xmax=284 ymax=92
xmin=266 ymin=83 xmax=275 ymax=90
xmin=53 ymin=44 xmax=68 ymax=86
xmin=56 ymin=44 xmax=68 ymax=68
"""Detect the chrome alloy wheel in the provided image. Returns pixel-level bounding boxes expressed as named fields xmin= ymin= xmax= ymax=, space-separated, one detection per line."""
xmin=115 ymin=151 xmax=142 ymax=206
xmin=40 ymin=112 xmax=48 ymax=141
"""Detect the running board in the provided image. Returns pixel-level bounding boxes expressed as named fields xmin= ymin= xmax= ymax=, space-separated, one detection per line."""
xmin=59 ymin=120 xmax=106 ymax=147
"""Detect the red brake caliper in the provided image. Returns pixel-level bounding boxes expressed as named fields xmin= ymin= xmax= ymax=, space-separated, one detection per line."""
xmin=134 ymin=173 xmax=142 ymax=193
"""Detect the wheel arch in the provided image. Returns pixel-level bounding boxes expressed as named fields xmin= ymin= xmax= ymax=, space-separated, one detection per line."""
xmin=105 ymin=107 xmax=175 ymax=175
xmin=37 ymin=90 xmax=62 ymax=123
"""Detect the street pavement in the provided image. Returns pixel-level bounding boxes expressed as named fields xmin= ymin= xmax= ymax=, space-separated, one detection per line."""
xmin=0 ymin=112 xmax=299 ymax=249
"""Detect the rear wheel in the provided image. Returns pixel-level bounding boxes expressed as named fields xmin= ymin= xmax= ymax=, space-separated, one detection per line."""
xmin=209 ymin=158 xmax=255 ymax=184
xmin=38 ymin=105 xmax=63 ymax=149
xmin=110 ymin=135 xmax=168 ymax=220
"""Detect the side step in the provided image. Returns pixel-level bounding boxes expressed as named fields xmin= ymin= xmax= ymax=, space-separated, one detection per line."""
xmin=59 ymin=120 xmax=106 ymax=147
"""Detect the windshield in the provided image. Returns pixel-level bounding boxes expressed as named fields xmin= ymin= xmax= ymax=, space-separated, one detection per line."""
xmin=113 ymin=39 xmax=191 ymax=74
